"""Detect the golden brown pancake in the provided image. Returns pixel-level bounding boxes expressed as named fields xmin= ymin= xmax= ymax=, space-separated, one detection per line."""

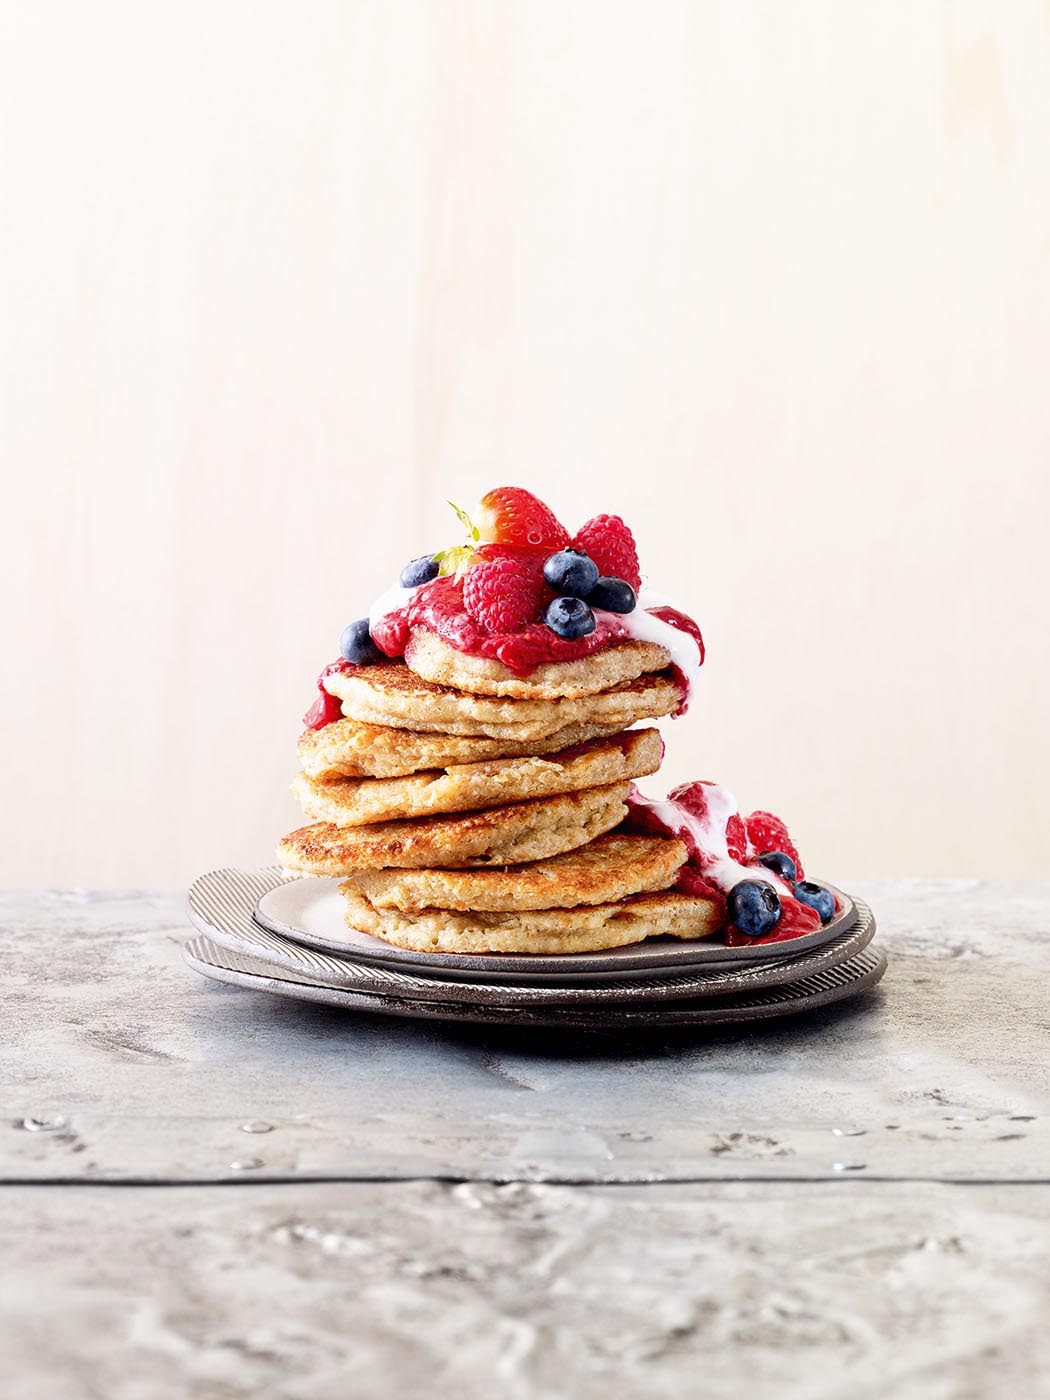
xmin=341 ymin=886 xmax=722 ymax=955
xmin=292 ymin=728 xmax=663 ymax=827
xmin=404 ymin=629 xmax=670 ymax=700
xmin=277 ymin=782 xmax=630 ymax=875
xmin=298 ymin=715 xmax=632 ymax=781
xmin=340 ymin=833 xmax=687 ymax=912
xmin=323 ymin=661 xmax=682 ymax=740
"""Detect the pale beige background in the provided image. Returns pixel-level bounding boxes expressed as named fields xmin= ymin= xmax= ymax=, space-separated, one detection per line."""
xmin=2 ymin=1 xmax=1048 ymax=886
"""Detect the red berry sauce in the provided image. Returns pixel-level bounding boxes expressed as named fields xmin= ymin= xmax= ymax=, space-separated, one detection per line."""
xmin=302 ymin=659 xmax=354 ymax=730
xmin=372 ymin=575 xmax=641 ymax=679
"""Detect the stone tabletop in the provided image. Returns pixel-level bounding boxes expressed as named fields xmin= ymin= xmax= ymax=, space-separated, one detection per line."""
xmin=3 ymin=880 xmax=1050 ymax=1398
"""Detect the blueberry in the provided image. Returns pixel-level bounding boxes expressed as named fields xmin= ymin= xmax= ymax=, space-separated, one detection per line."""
xmin=544 ymin=596 xmax=596 ymax=640
xmin=587 ymin=576 xmax=637 ymax=614
xmin=339 ymin=618 xmax=383 ymax=666
xmin=726 ymin=879 xmax=782 ymax=938
xmin=756 ymin=850 xmax=798 ymax=882
xmin=399 ymin=554 xmax=440 ymax=589
xmin=793 ymin=880 xmax=835 ymax=924
xmin=543 ymin=548 xmax=600 ymax=598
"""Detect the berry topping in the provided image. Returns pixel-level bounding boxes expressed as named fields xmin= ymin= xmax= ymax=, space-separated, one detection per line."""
xmin=647 ymin=607 xmax=705 ymax=666
xmin=477 ymin=487 xmax=570 ymax=552
xmin=793 ymin=880 xmax=835 ymax=924
xmin=674 ymin=864 xmax=723 ymax=901
xmin=303 ymin=688 xmax=343 ymax=730
xmin=544 ymin=596 xmax=596 ymax=639
xmin=543 ymin=548 xmax=600 ymax=597
xmin=757 ymin=850 xmax=798 ymax=882
xmin=775 ymin=894 xmax=823 ymax=937
xmin=587 ymin=576 xmax=637 ymax=614
xmin=399 ymin=554 xmax=440 ymax=589
xmin=303 ymin=659 xmax=353 ymax=730
xmin=463 ymin=556 xmax=547 ymax=634
xmin=571 ymin=514 xmax=641 ymax=590
xmin=726 ymin=880 xmax=782 ymax=938
xmin=666 ymin=780 xmax=717 ymax=823
xmin=725 ymin=814 xmax=749 ymax=863
xmin=744 ymin=811 xmax=804 ymax=880
xmin=339 ymin=618 xmax=384 ymax=666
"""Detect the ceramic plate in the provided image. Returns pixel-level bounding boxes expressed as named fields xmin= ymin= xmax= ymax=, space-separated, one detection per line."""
xmin=251 ymin=870 xmax=856 ymax=982
xmin=183 ymin=933 xmax=887 ymax=1029
xmin=185 ymin=867 xmax=877 ymax=1007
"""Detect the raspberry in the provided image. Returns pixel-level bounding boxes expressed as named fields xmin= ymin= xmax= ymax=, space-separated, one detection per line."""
xmin=463 ymin=556 xmax=547 ymax=634
xmin=571 ymin=514 xmax=641 ymax=589
xmin=745 ymin=810 xmax=805 ymax=881
xmin=726 ymin=814 xmax=748 ymax=862
xmin=473 ymin=542 xmax=549 ymax=578
xmin=476 ymin=488 xmax=570 ymax=551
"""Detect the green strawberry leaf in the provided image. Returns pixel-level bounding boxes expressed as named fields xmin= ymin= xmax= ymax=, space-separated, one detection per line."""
xmin=435 ymin=544 xmax=476 ymax=580
xmin=448 ymin=500 xmax=480 ymax=543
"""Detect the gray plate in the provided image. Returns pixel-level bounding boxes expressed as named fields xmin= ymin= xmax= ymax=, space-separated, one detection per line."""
xmin=248 ymin=869 xmax=856 ymax=982
xmin=183 ymin=933 xmax=887 ymax=1029
xmin=185 ymin=867 xmax=877 ymax=1006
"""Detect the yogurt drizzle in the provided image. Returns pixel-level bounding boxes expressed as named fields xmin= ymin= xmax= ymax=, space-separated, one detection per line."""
xmin=627 ymin=782 xmax=792 ymax=898
xmin=615 ymin=587 xmax=704 ymax=711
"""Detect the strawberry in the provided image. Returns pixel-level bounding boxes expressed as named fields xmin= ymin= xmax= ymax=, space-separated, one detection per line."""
xmin=476 ymin=488 xmax=569 ymax=551
xmin=463 ymin=555 xmax=548 ymax=634
xmin=744 ymin=810 xmax=805 ymax=881
xmin=571 ymin=514 xmax=641 ymax=589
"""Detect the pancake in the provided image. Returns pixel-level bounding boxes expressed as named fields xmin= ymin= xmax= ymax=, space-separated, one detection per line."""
xmin=323 ymin=661 xmax=682 ymax=740
xmin=404 ymin=629 xmax=670 ymax=700
xmin=340 ymin=833 xmax=687 ymax=912
xmin=298 ymin=715 xmax=632 ymax=781
xmin=341 ymin=885 xmax=722 ymax=955
xmin=277 ymin=782 xmax=630 ymax=875
xmin=292 ymin=728 xmax=663 ymax=827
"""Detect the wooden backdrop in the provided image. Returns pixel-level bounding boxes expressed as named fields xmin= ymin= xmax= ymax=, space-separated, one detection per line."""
xmin=2 ymin=1 xmax=1048 ymax=884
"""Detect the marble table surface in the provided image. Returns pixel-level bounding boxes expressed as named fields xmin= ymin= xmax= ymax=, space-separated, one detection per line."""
xmin=3 ymin=879 xmax=1049 ymax=1398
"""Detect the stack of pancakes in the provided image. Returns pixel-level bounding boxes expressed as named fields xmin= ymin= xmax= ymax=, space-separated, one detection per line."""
xmin=278 ymin=633 xmax=721 ymax=955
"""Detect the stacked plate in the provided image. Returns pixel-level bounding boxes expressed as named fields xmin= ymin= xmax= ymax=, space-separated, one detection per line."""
xmin=185 ymin=868 xmax=885 ymax=1030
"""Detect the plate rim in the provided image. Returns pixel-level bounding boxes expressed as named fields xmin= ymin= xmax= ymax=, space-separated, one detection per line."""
xmin=183 ymin=934 xmax=888 ymax=1029
xmin=251 ymin=869 xmax=857 ymax=978
xmin=185 ymin=868 xmax=877 ymax=1006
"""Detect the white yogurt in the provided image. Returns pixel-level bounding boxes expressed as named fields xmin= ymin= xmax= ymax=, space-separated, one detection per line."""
xmin=368 ymin=581 xmax=420 ymax=633
xmin=629 ymin=782 xmax=790 ymax=897
xmin=609 ymin=586 xmax=703 ymax=711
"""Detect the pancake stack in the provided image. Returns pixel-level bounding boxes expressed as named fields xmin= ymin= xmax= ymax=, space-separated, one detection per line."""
xmin=278 ymin=634 xmax=722 ymax=954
